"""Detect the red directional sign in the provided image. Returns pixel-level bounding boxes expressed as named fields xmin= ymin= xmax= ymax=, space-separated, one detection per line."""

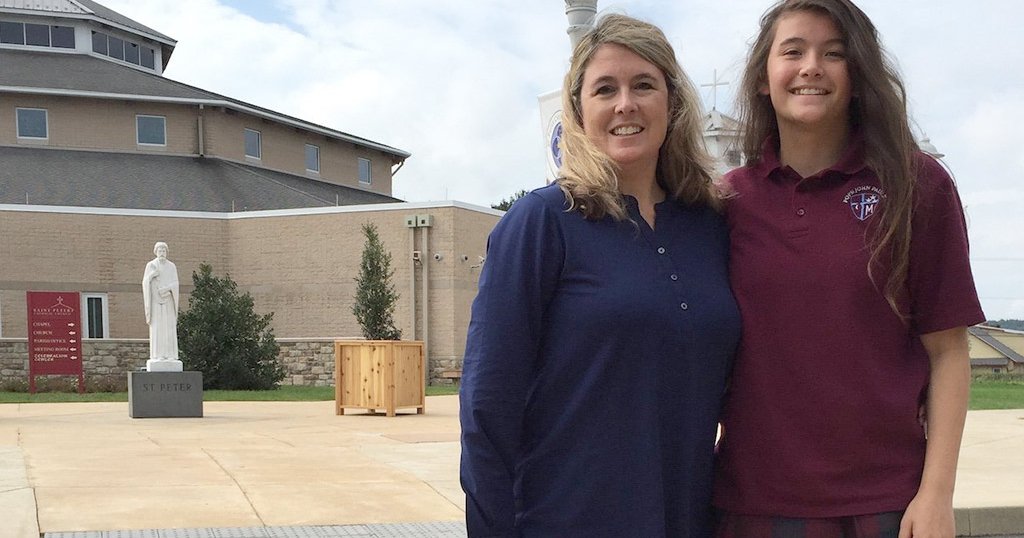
xmin=27 ymin=291 xmax=84 ymax=393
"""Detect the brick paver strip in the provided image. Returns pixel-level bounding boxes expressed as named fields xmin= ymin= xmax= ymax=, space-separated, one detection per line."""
xmin=44 ymin=522 xmax=467 ymax=538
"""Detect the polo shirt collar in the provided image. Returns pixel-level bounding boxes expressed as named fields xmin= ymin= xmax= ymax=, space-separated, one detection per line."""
xmin=755 ymin=131 xmax=868 ymax=181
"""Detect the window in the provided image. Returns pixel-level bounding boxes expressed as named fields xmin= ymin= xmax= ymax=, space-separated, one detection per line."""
xmin=140 ymin=46 xmax=155 ymax=69
xmin=24 ymin=23 xmax=49 ymax=46
xmin=82 ymin=294 xmax=109 ymax=339
xmin=108 ymin=35 xmax=124 ymax=60
xmin=724 ymin=150 xmax=742 ymax=167
xmin=0 ymin=21 xmax=75 ymax=48
xmin=91 ymin=31 xmax=107 ymax=54
xmin=358 ymin=158 xmax=371 ymax=184
xmin=136 ymin=115 xmax=166 ymax=146
xmin=305 ymin=144 xmax=320 ymax=173
xmin=51 ymin=26 xmax=74 ymax=48
xmin=0 ymin=21 xmax=24 ymax=45
xmin=125 ymin=42 xmax=140 ymax=64
xmin=16 ymin=108 xmax=48 ymax=139
xmin=244 ymin=128 xmax=261 ymax=159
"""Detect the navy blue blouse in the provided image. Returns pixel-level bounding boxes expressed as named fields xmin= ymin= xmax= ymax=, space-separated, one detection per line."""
xmin=460 ymin=183 xmax=740 ymax=537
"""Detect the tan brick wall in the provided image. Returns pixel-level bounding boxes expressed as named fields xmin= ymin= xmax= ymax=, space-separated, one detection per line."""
xmin=0 ymin=95 xmax=199 ymax=154
xmin=202 ymin=108 xmax=395 ymax=195
xmin=0 ymin=204 xmax=500 ymax=373
xmin=0 ymin=210 xmax=229 ymax=338
xmin=1 ymin=95 xmax=399 ymax=196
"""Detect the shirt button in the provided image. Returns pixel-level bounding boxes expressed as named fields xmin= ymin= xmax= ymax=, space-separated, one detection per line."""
xmin=657 ymin=247 xmax=666 ymax=254
xmin=670 ymin=274 xmax=678 ymax=281
xmin=796 ymin=208 xmax=806 ymax=216
xmin=680 ymin=302 xmax=688 ymax=310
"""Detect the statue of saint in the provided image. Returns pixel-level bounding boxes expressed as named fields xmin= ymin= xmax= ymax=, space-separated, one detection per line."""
xmin=143 ymin=241 xmax=181 ymax=371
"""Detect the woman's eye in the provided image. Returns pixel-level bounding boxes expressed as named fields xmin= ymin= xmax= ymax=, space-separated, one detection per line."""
xmin=635 ymin=81 xmax=655 ymax=90
xmin=595 ymin=85 xmax=615 ymax=95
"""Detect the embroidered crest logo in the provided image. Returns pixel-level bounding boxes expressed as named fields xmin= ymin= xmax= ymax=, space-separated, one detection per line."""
xmin=843 ymin=186 xmax=886 ymax=221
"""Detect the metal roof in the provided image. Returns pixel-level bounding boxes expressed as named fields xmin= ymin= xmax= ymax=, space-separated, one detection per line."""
xmin=0 ymin=145 xmax=400 ymax=212
xmin=0 ymin=49 xmax=411 ymax=160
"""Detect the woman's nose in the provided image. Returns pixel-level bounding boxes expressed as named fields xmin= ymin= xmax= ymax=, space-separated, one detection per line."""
xmin=615 ymin=91 xmax=638 ymax=114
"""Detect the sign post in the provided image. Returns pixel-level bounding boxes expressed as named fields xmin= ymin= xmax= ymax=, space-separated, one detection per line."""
xmin=27 ymin=291 xmax=84 ymax=393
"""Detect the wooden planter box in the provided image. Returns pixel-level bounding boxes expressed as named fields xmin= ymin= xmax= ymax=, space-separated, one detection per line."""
xmin=334 ymin=340 xmax=425 ymax=416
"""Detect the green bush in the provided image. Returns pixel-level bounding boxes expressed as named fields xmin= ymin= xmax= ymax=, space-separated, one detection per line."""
xmin=352 ymin=223 xmax=402 ymax=340
xmin=178 ymin=263 xmax=285 ymax=390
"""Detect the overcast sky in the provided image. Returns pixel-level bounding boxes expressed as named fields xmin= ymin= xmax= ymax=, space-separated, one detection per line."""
xmin=102 ymin=0 xmax=1024 ymax=320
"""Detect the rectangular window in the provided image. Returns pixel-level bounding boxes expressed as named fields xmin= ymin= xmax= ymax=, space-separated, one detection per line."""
xmin=107 ymin=35 xmax=124 ymax=60
xmin=244 ymin=128 xmax=261 ymax=159
xmin=125 ymin=42 xmax=140 ymax=64
xmin=140 ymin=46 xmax=155 ymax=69
xmin=358 ymin=158 xmax=372 ymax=184
xmin=91 ymin=31 xmax=107 ymax=55
xmin=0 ymin=21 xmax=24 ymax=45
xmin=51 ymin=25 xmax=74 ymax=48
xmin=136 ymin=115 xmax=166 ymax=146
xmin=25 ymin=23 xmax=49 ymax=46
xmin=82 ymin=294 xmax=109 ymax=339
xmin=305 ymin=144 xmax=320 ymax=172
xmin=16 ymin=108 xmax=48 ymax=139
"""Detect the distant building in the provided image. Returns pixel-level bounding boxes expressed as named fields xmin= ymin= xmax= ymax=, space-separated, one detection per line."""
xmin=969 ymin=326 xmax=1024 ymax=375
xmin=0 ymin=0 xmax=500 ymax=384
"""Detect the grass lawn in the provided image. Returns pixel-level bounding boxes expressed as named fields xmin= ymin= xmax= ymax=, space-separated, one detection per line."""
xmin=2 ymin=381 xmax=1019 ymax=409
xmin=0 ymin=384 xmax=460 ymax=404
xmin=969 ymin=379 xmax=1024 ymax=410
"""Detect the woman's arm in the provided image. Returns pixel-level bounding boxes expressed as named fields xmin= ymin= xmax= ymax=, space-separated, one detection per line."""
xmin=460 ymin=192 xmax=564 ymax=537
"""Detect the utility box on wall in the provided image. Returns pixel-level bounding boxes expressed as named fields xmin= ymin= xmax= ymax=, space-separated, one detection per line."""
xmin=334 ymin=340 xmax=425 ymax=417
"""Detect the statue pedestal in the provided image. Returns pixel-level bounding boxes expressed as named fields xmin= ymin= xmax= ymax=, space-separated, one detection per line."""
xmin=128 ymin=371 xmax=203 ymax=418
xmin=146 ymin=359 xmax=183 ymax=372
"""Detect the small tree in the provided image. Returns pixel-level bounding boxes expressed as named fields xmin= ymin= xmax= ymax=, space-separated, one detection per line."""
xmin=491 ymin=189 xmax=529 ymax=211
xmin=352 ymin=223 xmax=402 ymax=340
xmin=178 ymin=263 xmax=285 ymax=390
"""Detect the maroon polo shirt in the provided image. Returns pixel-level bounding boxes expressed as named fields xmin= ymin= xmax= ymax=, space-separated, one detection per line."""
xmin=713 ymin=135 xmax=985 ymax=517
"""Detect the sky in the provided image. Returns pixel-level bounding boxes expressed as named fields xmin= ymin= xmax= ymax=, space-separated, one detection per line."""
xmin=101 ymin=0 xmax=1024 ymax=320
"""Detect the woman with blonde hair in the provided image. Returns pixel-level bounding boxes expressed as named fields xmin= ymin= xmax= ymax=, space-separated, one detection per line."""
xmin=713 ymin=1 xmax=984 ymax=536
xmin=460 ymin=13 xmax=740 ymax=537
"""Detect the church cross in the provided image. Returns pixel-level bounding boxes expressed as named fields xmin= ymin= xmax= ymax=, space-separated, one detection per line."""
xmin=700 ymin=69 xmax=730 ymax=110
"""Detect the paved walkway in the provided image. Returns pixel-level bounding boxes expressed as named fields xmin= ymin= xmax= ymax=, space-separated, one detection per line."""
xmin=1 ymin=396 xmax=1023 ymax=538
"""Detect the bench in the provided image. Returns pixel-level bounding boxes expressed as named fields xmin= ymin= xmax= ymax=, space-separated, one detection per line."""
xmin=440 ymin=370 xmax=463 ymax=385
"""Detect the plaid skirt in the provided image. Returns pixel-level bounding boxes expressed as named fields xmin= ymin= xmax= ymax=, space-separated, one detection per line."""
xmin=715 ymin=510 xmax=904 ymax=538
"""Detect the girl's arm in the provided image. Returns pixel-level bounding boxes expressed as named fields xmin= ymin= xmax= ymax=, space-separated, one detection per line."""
xmin=899 ymin=326 xmax=971 ymax=538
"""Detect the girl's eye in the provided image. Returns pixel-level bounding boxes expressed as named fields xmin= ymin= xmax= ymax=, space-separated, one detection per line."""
xmin=826 ymin=50 xmax=846 ymax=59
xmin=782 ymin=49 xmax=801 ymax=56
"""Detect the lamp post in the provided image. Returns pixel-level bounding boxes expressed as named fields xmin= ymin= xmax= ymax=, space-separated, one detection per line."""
xmin=566 ymin=0 xmax=598 ymax=49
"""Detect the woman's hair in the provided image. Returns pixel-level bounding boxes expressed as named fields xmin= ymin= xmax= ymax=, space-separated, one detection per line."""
xmin=736 ymin=0 xmax=919 ymax=317
xmin=557 ymin=13 xmax=719 ymax=220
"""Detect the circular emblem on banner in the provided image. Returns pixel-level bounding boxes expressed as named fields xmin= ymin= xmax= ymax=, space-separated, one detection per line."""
xmin=549 ymin=120 xmax=563 ymax=169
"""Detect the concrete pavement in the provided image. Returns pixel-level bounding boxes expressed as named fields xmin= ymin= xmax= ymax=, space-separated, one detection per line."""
xmin=0 ymin=396 xmax=1022 ymax=537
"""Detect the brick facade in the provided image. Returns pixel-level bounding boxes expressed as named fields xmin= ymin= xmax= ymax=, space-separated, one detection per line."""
xmin=1 ymin=95 xmax=395 ymax=196
xmin=0 ymin=202 xmax=502 ymax=383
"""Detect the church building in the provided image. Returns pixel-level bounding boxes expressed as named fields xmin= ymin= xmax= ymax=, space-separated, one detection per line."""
xmin=0 ymin=0 xmax=502 ymax=385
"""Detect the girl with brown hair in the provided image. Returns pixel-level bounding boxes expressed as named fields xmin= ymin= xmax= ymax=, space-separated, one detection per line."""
xmin=713 ymin=1 xmax=984 ymax=536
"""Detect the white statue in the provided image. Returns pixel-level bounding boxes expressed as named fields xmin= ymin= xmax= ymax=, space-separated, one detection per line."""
xmin=143 ymin=241 xmax=182 ymax=372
